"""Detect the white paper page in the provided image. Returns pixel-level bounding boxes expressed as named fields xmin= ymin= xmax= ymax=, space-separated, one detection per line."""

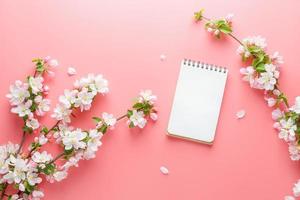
xmin=167 ymin=59 xmax=228 ymax=143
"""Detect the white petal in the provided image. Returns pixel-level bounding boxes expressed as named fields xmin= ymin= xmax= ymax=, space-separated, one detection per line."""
xmin=160 ymin=54 xmax=166 ymax=61
xmin=160 ymin=166 xmax=169 ymax=175
xmin=284 ymin=196 xmax=295 ymax=200
xmin=236 ymin=109 xmax=246 ymax=119
xmin=67 ymin=67 xmax=77 ymax=76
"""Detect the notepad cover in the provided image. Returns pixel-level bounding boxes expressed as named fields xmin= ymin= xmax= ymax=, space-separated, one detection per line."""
xmin=167 ymin=59 xmax=228 ymax=144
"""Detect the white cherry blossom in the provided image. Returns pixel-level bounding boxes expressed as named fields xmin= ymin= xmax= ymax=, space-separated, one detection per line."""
xmin=278 ymin=118 xmax=297 ymax=142
xmin=26 ymin=118 xmax=40 ymax=130
xmin=257 ymin=71 xmax=277 ymax=91
xmin=271 ymin=51 xmax=284 ymax=65
xmin=290 ymin=96 xmax=300 ymax=114
xmin=139 ymin=90 xmax=157 ymax=105
xmin=51 ymin=103 xmax=72 ymax=123
xmin=27 ymin=171 xmax=42 ymax=186
xmin=35 ymin=96 xmax=50 ymax=116
xmin=32 ymin=190 xmax=44 ymax=200
xmin=28 ymin=76 xmax=44 ymax=95
xmin=32 ymin=151 xmax=52 ymax=163
xmin=58 ymin=89 xmax=78 ymax=109
xmin=83 ymin=129 xmax=103 ymax=159
xmin=62 ymin=129 xmax=87 ymax=150
xmin=271 ymin=108 xmax=283 ymax=120
xmin=77 ymin=87 xmax=94 ymax=111
xmin=6 ymin=80 xmax=30 ymax=106
xmin=128 ymin=110 xmax=147 ymax=128
xmin=293 ymin=180 xmax=300 ymax=197
xmin=11 ymin=100 xmax=32 ymax=117
xmin=34 ymin=135 xmax=48 ymax=145
xmin=53 ymin=170 xmax=67 ymax=182
xmin=102 ymin=112 xmax=116 ymax=127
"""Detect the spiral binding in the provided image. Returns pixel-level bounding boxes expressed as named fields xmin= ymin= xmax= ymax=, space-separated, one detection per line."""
xmin=182 ymin=58 xmax=228 ymax=73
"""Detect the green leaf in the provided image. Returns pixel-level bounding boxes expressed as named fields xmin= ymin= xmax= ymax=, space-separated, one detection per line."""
xmin=296 ymin=127 xmax=300 ymax=135
xmin=42 ymin=163 xmax=56 ymax=175
xmin=219 ymin=24 xmax=232 ymax=34
xmin=255 ymin=63 xmax=265 ymax=72
xmin=92 ymin=117 xmax=102 ymax=123
xmin=215 ymin=19 xmax=226 ymax=27
xmin=64 ymin=148 xmax=74 ymax=156
xmin=30 ymin=142 xmax=41 ymax=150
xmin=129 ymin=122 xmax=135 ymax=128
xmin=277 ymin=93 xmax=289 ymax=107
xmin=24 ymin=180 xmax=35 ymax=194
xmin=99 ymin=125 xmax=108 ymax=134
xmin=41 ymin=126 xmax=49 ymax=134
xmin=30 ymin=102 xmax=37 ymax=112
xmin=51 ymin=127 xmax=59 ymax=132
xmin=127 ymin=110 xmax=133 ymax=117
xmin=252 ymin=53 xmax=268 ymax=72
xmin=133 ymin=102 xmax=144 ymax=109
xmin=22 ymin=125 xmax=33 ymax=134
xmin=22 ymin=115 xmax=29 ymax=121
xmin=194 ymin=9 xmax=204 ymax=21
xmin=141 ymin=102 xmax=153 ymax=115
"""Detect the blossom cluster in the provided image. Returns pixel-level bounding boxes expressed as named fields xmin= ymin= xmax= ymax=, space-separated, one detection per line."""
xmin=49 ymin=90 xmax=158 ymax=183
xmin=0 ymin=58 xmax=157 ymax=200
xmin=237 ymin=37 xmax=300 ymax=164
xmin=6 ymin=57 xmax=58 ymax=133
xmin=194 ymin=10 xmax=300 ymax=199
xmin=238 ymin=37 xmax=300 ymax=200
xmin=127 ymin=89 xmax=158 ymax=128
xmin=52 ymin=73 xmax=109 ymax=124
xmin=194 ymin=10 xmax=233 ymax=38
xmin=0 ymin=143 xmax=45 ymax=200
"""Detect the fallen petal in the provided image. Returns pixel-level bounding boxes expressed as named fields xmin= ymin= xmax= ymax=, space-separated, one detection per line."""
xmin=67 ymin=67 xmax=77 ymax=76
xmin=160 ymin=54 xmax=166 ymax=61
xmin=160 ymin=166 xmax=169 ymax=175
xmin=236 ymin=110 xmax=246 ymax=119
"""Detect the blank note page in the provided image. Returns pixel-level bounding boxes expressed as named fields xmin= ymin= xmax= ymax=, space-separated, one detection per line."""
xmin=167 ymin=59 xmax=228 ymax=144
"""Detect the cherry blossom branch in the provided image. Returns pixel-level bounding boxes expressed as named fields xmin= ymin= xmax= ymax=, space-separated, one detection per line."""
xmin=194 ymin=10 xmax=290 ymax=108
xmin=49 ymin=92 xmax=157 ymax=166
xmin=48 ymin=113 xmax=127 ymax=165
xmin=1 ymin=58 xmax=158 ymax=200
xmin=193 ymin=9 xmax=299 ymax=199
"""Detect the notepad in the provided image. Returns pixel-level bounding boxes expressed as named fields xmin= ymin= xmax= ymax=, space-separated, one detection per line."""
xmin=167 ymin=59 xmax=228 ymax=144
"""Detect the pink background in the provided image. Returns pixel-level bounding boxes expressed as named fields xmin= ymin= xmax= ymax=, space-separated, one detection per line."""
xmin=1 ymin=0 xmax=300 ymax=199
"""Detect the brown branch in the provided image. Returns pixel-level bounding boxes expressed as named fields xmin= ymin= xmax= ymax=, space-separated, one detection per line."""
xmin=16 ymin=131 xmax=26 ymax=155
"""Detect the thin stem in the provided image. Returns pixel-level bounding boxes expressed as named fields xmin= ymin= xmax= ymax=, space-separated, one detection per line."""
xmin=202 ymin=16 xmax=210 ymax=21
xmin=47 ymin=120 xmax=61 ymax=135
xmin=49 ymin=152 xmax=65 ymax=165
xmin=16 ymin=131 xmax=26 ymax=155
xmin=117 ymin=114 xmax=127 ymax=121
xmin=26 ymin=120 xmax=61 ymax=159
xmin=202 ymin=15 xmax=244 ymax=46
xmin=228 ymin=33 xmax=244 ymax=46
